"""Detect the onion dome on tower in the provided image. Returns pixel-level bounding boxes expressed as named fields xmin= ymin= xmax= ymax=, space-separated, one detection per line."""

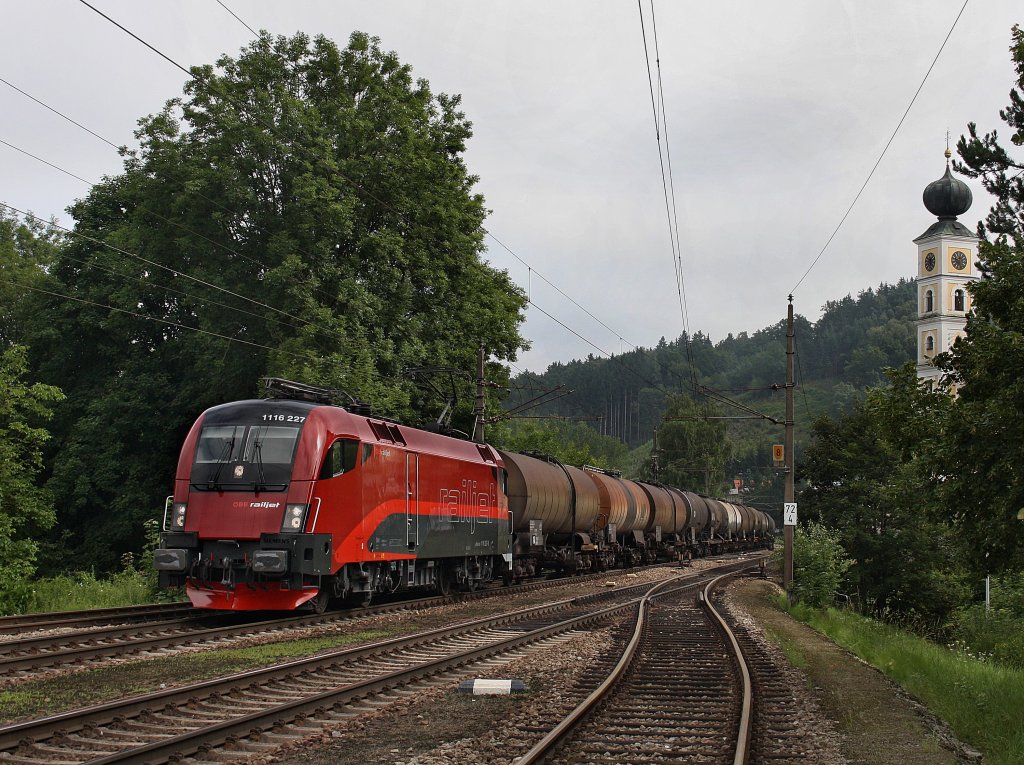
xmin=918 ymin=148 xmax=973 ymax=238
xmin=913 ymin=146 xmax=978 ymax=389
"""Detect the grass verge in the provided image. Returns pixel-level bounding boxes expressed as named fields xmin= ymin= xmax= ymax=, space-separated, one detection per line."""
xmin=0 ymin=629 xmax=393 ymax=723
xmin=10 ymin=570 xmax=168 ymax=614
xmin=781 ymin=597 xmax=1024 ymax=765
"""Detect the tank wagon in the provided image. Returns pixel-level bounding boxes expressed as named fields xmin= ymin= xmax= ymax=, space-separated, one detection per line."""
xmin=155 ymin=380 xmax=774 ymax=611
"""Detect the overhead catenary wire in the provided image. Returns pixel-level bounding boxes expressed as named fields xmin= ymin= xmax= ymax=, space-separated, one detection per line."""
xmin=0 ymin=276 xmax=319 ymax=362
xmin=215 ymin=0 xmax=258 ymax=37
xmin=0 ymin=200 xmax=309 ymax=329
xmin=637 ymin=1 xmax=700 ymax=396
xmin=484 ymin=230 xmax=637 ymax=353
xmin=1 ymin=139 xmax=314 ymax=327
xmin=790 ymin=0 xmax=971 ymax=294
xmin=2 ymin=209 xmax=306 ymax=333
xmin=0 ymin=76 xmax=120 ymax=151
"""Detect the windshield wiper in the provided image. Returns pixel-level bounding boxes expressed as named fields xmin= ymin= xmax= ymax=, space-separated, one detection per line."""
xmin=205 ymin=438 xmax=235 ymax=490
xmin=252 ymin=436 xmax=268 ymax=492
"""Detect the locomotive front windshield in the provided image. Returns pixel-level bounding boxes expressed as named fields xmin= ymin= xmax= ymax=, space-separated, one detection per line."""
xmin=190 ymin=403 xmax=311 ymax=491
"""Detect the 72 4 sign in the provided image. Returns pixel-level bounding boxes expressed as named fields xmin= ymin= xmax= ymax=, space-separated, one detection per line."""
xmin=784 ymin=503 xmax=797 ymax=526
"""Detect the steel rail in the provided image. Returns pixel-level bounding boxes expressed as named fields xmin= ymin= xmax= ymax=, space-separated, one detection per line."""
xmin=0 ymin=603 xmax=193 ymax=635
xmin=701 ymin=570 xmax=755 ymax=765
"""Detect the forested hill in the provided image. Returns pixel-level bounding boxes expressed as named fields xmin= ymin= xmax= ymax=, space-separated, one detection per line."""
xmin=504 ymin=278 xmax=916 ymax=452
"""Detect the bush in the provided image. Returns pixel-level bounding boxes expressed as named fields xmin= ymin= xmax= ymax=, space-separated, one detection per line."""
xmin=947 ymin=571 xmax=1024 ymax=669
xmin=21 ymin=568 xmax=156 ymax=613
xmin=775 ymin=521 xmax=852 ymax=608
xmin=948 ymin=606 xmax=1024 ymax=668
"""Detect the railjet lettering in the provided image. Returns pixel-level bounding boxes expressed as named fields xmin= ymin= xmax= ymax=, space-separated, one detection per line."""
xmin=232 ymin=501 xmax=282 ymax=509
xmin=439 ymin=480 xmax=496 ymax=525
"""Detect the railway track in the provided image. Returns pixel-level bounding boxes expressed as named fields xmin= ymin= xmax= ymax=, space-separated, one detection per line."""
xmin=0 ymin=562 xmax=763 ymax=764
xmin=0 ymin=559 xmax=744 ymax=678
xmin=516 ymin=568 xmax=779 ymax=765
xmin=0 ymin=603 xmax=194 ymax=636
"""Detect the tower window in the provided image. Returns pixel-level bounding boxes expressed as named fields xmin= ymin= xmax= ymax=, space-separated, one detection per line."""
xmin=925 ymin=290 xmax=933 ymax=313
xmin=954 ymin=289 xmax=965 ymax=312
xmin=925 ymin=336 xmax=935 ymax=354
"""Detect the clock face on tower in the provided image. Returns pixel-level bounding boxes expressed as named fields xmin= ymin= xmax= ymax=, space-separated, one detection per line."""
xmin=952 ymin=251 xmax=968 ymax=270
xmin=924 ymin=252 xmax=935 ymax=272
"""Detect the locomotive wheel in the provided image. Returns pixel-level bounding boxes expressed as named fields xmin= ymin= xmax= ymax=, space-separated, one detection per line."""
xmin=309 ymin=584 xmax=331 ymax=615
xmin=435 ymin=564 xmax=454 ymax=597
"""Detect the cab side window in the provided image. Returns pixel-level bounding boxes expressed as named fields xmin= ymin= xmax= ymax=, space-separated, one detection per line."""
xmin=319 ymin=439 xmax=360 ymax=479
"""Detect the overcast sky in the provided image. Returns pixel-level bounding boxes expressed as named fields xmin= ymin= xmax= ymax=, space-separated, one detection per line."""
xmin=2 ymin=1 xmax=1020 ymax=373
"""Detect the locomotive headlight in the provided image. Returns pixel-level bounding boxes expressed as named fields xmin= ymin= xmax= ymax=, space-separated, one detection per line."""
xmin=281 ymin=504 xmax=309 ymax=533
xmin=170 ymin=503 xmax=188 ymax=531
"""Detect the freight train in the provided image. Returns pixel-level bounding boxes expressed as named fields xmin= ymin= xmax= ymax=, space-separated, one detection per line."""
xmin=154 ymin=379 xmax=775 ymax=611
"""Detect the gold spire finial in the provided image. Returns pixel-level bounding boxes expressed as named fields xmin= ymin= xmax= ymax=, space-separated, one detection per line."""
xmin=945 ymin=130 xmax=952 ymax=161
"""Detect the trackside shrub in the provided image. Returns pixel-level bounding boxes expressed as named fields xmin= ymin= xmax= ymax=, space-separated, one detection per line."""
xmin=948 ymin=571 xmax=1024 ymax=669
xmin=776 ymin=522 xmax=851 ymax=608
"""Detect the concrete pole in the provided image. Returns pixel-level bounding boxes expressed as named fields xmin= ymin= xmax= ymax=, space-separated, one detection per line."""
xmin=784 ymin=297 xmax=795 ymax=593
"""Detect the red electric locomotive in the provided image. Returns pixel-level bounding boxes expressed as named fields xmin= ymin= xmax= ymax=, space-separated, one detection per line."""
xmin=154 ymin=380 xmax=511 ymax=611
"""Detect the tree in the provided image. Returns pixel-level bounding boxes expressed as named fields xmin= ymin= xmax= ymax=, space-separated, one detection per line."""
xmin=652 ymin=394 xmax=731 ymax=494
xmin=28 ymin=32 xmax=527 ymax=571
xmin=799 ymin=365 xmax=968 ymax=621
xmin=488 ymin=419 xmax=627 ymax=470
xmin=786 ymin=522 xmax=852 ymax=609
xmin=0 ymin=209 xmax=61 ymax=348
xmin=0 ymin=346 xmax=63 ymax=610
xmin=938 ymin=25 xmax=1024 ymax=572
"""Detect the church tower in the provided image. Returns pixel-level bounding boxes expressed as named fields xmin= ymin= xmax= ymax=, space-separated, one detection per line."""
xmin=915 ymin=149 xmax=977 ymax=387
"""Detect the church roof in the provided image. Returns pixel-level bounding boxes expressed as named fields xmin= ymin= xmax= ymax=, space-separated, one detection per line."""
xmin=913 ymin=217 xmax=976 ymax=242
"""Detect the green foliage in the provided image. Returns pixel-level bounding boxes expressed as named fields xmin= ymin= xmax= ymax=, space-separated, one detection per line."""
xmin=784 ymin=602 xmax=1024 ymax=765
xmin=948 ymin=608 xmax=1024 ymax=670
xmin=947 ymin=571 xmax=1024 ymax=669
xmin=15 ymin=568 xmax=156 ymax=615
xmin=0 ymin=346 xmax=63 ymax=614
xmin=0 ymin=210 xmax=61 ymax=348
xmin=24 ymin=31 xmax=526 ymax=572
xmin=651 ymin=393 xmax=730 ymax=493
xmin=781 ymin=521 xmax=851 ymax=608
xmin=488 ymin=419 xmax=627 ymax=469
xmin=799 ymin=364 xmax=970 ymax=623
